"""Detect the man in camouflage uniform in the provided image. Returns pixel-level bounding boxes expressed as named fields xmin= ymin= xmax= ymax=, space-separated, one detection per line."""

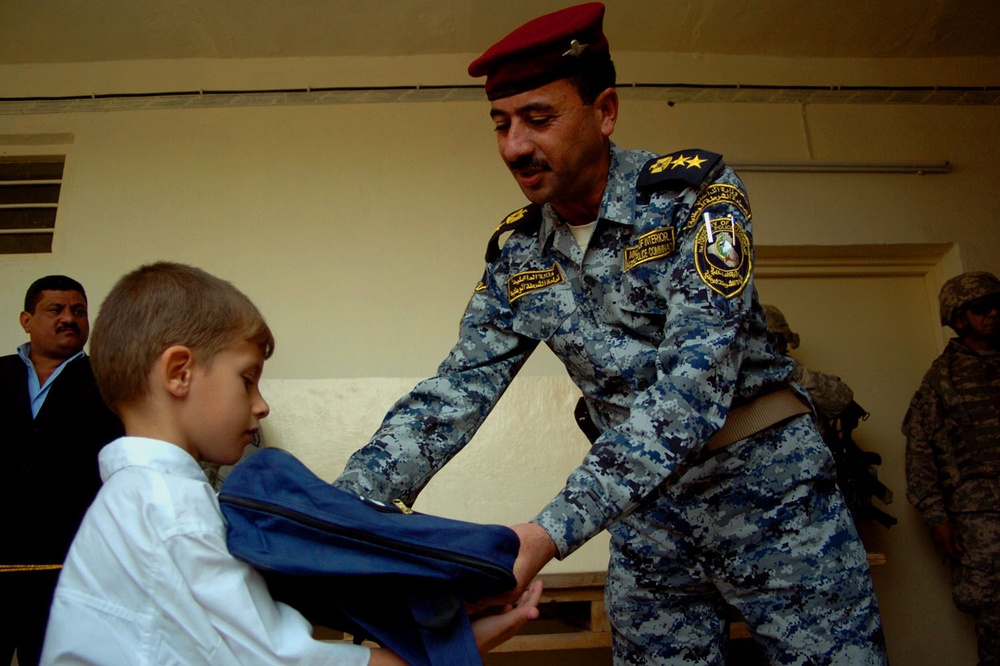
xmin=903 ymin=271 xmax=1000 ymax=665
xmin=336 ymin=4 xmax=886 ymax=664
xmin=763 ymin=305 xmax=855 ymax=421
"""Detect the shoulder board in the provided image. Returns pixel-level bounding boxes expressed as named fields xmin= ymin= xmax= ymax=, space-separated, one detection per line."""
xmin=485 ymin=204 xmax=543 ymax=263
xmin=636 ymin=149 xmax=723 ymax=192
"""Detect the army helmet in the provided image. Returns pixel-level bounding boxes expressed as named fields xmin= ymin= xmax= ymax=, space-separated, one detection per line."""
xmin=762 ymin=304 xmax=799 ymax=350
xmin=939 ymin=271 xmax=1000 ymax=327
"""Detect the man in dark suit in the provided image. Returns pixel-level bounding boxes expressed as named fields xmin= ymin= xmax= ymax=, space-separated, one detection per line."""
xmin=0 ymin=275 xmax=123 ymax=666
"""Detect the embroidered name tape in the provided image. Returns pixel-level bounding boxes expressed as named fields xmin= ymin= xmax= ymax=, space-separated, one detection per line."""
xmin=508 ymin=263 xmax=564 ymax=303
xmin=624 ymin=228 xmax=676 ymax=271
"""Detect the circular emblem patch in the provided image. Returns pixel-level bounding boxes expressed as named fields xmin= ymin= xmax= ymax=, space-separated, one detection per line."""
xmin=693 ymin=216 xmax=752 ymax=298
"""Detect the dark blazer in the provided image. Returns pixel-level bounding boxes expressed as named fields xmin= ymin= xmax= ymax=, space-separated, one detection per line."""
xmin=0 ymin=353 xmax=124 ymax=564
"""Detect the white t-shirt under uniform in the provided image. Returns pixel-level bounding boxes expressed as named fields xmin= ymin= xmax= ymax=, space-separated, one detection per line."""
xmin=41 ymin=436 xmax=371 ymax=666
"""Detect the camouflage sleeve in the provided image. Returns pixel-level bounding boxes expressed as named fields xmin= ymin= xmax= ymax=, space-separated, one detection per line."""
xmin=534 ymin=168 xmax=758 ymax=557
xmin=792 ymin=362 xmax=854 ymax=419
xmin=335 ymin=269 xmax=538 ymax=505
xmin=902 ymin=378 xmax=950 ymax=526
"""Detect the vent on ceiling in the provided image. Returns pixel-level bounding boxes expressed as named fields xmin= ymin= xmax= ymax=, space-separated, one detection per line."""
xmin=0 ymin=155 xmax=64 ymax=254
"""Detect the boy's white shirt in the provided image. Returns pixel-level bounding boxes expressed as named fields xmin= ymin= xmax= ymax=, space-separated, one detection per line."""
xmin=40 ymin=436 xmax=370 ymax=666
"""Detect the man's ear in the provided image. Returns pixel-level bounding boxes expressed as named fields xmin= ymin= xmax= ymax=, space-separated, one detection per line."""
xmin=594 ymin=87 xmax=619 ymax=139
xmin=159 ymin=345 xmax=195 ymax=398
xmin=19 ymin=311 xmax=31 ymax=334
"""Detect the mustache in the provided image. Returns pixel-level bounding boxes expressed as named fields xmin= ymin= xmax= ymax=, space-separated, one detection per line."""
xmin=509 ymin=156 xmax=551 ymax=172
xmin=57 ymin=323 xmax=81 ymax=334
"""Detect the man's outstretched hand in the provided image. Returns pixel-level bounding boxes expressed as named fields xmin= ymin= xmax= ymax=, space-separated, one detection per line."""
xmin=467 ymin=522 xmax=557 ymax=615
xmin=510 ymin=523 xmax=558 ymax=596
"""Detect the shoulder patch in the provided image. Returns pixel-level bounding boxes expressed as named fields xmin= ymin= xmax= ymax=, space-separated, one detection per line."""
xmin=683 ymin=183 xmax=751 ymax=231
xmin=693 ymin=216 xmax=752 ymax=298
xmin=636 ymin=150 xmax=723 ymax=192
xmin=485 ymin=204 xmax=543 ymax=263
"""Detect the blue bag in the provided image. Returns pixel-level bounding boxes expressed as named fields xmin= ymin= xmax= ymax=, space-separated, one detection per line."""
xmin=218 ymin=447 xmax=520 ymax=666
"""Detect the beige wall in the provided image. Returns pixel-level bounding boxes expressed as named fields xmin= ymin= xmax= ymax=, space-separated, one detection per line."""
xmin=2 ymin=52 xmax=998 ymax=664
xmin=2 ymin=98 xmax=998 ymax=378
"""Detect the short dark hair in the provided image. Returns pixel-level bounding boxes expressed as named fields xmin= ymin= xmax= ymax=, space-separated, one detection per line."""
xmin=567 ymin=57 xmax=617 ymax=105
xmin=24 ymin=275 xmax=87 ymax=313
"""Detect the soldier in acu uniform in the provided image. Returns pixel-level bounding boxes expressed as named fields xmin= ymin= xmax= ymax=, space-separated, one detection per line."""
xmin=904 ymin=271 xmax=1000 ymax=665
xmin=763 ymin=304 xmax=855 ymax=420
xmin=764 ymin=304 xmax=896 ymax=529
xmin=336 ymin=3 xmax=886 ymax=664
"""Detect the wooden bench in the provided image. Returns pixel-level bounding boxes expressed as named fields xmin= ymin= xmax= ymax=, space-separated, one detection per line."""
xmin=493 ymin=571 xmax=611 ymax=653
xmin=318 ymin=554 xmax=886 ymax=653
xmin=497 ymin=553 xmax=887 ymax=652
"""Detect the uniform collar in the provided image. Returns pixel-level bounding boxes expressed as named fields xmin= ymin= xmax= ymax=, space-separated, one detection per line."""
xmin=596 ymin=142 xmax=648 ymax=227
xmin=536 ymin=143 xmax=647 ymax=255
xmin=949 ymin=336 xmax=999 ymax=356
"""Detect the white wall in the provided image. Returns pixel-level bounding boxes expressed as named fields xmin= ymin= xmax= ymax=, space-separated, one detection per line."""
xmin=2 ymin=52 xmax=998 ymax=664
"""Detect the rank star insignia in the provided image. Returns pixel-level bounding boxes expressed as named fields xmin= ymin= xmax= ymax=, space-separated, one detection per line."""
xmin=636 ymin=150 xmax=723 ymax=192
xmin=649 ymin=153 xmax=708 ymax=174
xmin=503 ymin=207 xmax=527 ymax=226
xmin=493 ymin=207 xmax=527 ymax=234
xmin=648 ymin=156 xmax=673 ymax=174
xmin=563 ymin=39 xmax=589 ymax=57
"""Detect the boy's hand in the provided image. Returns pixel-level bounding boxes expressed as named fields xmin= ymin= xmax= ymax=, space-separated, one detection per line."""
xmin=368 ymin=528 xmax=550 ymax=664
xmin=368 ymin=582 xmax=543 ymax=666
xmin=470 ymin=579 xmax=544 ymax=654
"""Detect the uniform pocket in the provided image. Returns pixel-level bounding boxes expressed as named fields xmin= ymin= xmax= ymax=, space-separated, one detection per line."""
xmin=509 ymin=277 xmax=577 ymax=341
xmin=616 ymin=266 xmax=669 ymax=343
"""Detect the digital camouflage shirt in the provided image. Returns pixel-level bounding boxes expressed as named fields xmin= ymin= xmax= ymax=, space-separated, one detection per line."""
xmin=791 ymin=362 xmax=854 ymax=420
xmin=337 ymin=143 xmax=793 ymax=557
xmin=903 ymin=339 xmax=1000 ymax=526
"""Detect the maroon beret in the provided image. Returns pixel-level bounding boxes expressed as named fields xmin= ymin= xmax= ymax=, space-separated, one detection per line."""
xmin=468 ymin=3 xmax=610 ymax=101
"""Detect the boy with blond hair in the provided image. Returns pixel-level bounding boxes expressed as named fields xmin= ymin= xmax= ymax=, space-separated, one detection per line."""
xmin=40 ymin=261 xmax=540 ymax=665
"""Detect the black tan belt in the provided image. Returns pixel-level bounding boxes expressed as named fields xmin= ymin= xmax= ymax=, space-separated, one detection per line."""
xmin=705 ymin=388 xmax=811 ymax=452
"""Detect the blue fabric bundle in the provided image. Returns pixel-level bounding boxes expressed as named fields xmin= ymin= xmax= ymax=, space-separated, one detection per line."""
xmin=219 ymin=447 xmax=520 ymax=666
